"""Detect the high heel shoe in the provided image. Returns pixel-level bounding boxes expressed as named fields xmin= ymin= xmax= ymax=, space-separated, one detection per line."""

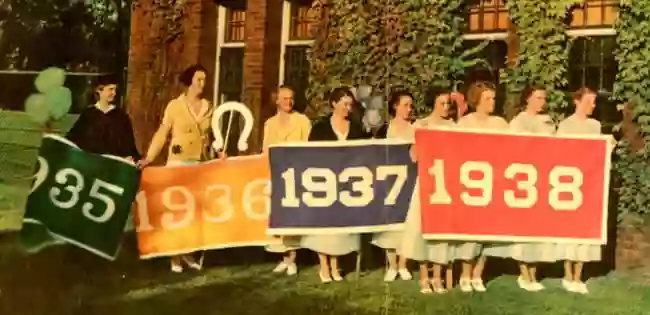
xmin=182 ymin=256 xmax=202 ymax=271
xmin=331 ymin=270 xmax=343 ymax=282
xmin=419 ymin=279 xmax=433 ymax=294
xmin=171 ymin=259 xmax=183 ymax=273
xmin=430 ymin=279 xmax=448 ymax=294
xmin=319 ymin=271 xmax=332 ymax=283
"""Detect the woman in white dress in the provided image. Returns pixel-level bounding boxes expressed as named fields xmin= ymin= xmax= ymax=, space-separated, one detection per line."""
xmin=400 ymin=91 xmax=457 ymax=294
xmin=507 ymin=87 xmax=557 ymax=291
xmin=555 ymin=87 xmax=613 ymax=294
xmin=456 ymin=81 xmax=509 ymax=292
xmin=304 ymin=87 xmax=369 ymax=283
xmin=371 ymin=91 xmax=414 ymax=282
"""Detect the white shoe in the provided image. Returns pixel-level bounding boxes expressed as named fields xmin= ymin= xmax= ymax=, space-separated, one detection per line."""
xmin=286 ymin=263 xmax=298 ymax=276
xmin=332 ymin=270 xmax=344 ymax=282
xmin=171 ymin=260 xmax=183 ymax=273
xmin=562 ymin=279 xmax=577 ymax=292
xmin=529 ymin=281 xmax=545 ymax=291
xmin=470 ymin=278 xmax=487 ymax=292
xmin=459 ymin=278 xmax=473 ymax=292
xmin=273 ymin=261 xmax=288 ymax=273
xmin=319 ymin=271 xmax=332 ymax=283
xmin=384 ymin=268 xmax=398 ymax=282
xmin=182 ymin=256 xmax=202 ymax=271
xmin=517 ymin=276 xmax=532 ymax=291
xmin=398 ymin=268 xmax=413 ymax=280
xmin=574 ymin=282 xmax=589 ymax=294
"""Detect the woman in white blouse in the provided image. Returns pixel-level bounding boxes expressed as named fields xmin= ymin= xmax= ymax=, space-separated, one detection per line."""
xmin=401 ymin=90 xmax=457 ymax=294
xmin=555 ymin=87 xmax=613 ymax=294
xmin=506 ymin=87 xmax=558 ymax=291
xmin=372 ymin=91 xmax=415 ymax=282
xmin=456 ymin=81 xmax=509 ymax=292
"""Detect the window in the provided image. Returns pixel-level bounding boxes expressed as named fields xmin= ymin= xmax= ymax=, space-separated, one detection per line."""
xmin=283 ymin=46 xmax=310 ymax=112
xmin=280 ymin=1 xmax=315 ymax=113
xmin=218 ymin=48 xmax=244 ymax=103
xmin=290 ymin=0 xmax=315 ymax=40
xmin=568 ymin=37 xmax=616 ymax=92
xmin=462 ymin=41 xmax=508 ymax=114
xmin=568 ymin=0 xmax=619 ymax=28
xmin=225 ymin=8 xmax=246 ymax=42
xmin=467 ymin=0 xmax=510 ymax=33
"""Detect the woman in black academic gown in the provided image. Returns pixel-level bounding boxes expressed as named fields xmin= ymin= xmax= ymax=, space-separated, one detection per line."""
xmin=302 ymin=87 xmax=369 ymax=283
xmin=66 ymin=75 xmax=140 ymax=160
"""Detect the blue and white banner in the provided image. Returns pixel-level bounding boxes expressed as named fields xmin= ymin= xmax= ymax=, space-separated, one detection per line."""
xmin=268 ymin=140 xmax=417 ymax=235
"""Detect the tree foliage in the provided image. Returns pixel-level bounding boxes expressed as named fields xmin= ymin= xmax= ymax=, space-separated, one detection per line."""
xmin=500 ymin=0 xmax=580 ymax=121
xmin=307 ymin=0 xmax=484 ymax=118
xmin=613 ymin=0 xmax=650 ymax=221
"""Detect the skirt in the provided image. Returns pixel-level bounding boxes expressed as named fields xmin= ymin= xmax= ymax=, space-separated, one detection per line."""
xmin=301 ymin=234 xmax=360 ymax=256
xmin=398 ymin=180 xmax=480 ymax=264
xmin=371 ymin=231 xmax=402 ymax=250
xmin=484 ymin=243 xmax=558 ymax=263
xmin=266 ymin=236 xmax=302 ymax=253
xmin=554 ymin=244 xmax=602 ymax=262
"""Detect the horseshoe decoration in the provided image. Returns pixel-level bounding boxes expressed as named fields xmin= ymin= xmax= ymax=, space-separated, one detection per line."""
xmin=211 ymin=101 xmax=254 ymax=152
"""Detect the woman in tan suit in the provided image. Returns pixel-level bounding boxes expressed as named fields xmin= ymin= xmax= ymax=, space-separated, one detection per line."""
xmin=139 ymin=64 xmax=223 ymax=273
xmin=263 ymin=85 xmax=311 ymax=276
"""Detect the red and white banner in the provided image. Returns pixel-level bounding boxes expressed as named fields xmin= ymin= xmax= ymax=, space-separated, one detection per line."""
xmin=415 ymin=128 xmax=611 ymax=245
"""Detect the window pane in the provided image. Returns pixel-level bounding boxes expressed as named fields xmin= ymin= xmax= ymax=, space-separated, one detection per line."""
xmin=290 ymin=0 xmax=315 ymax=40
xmin=283 ymin=45 xmax=310 ymax=113
xmin=569 ymin=0 xmax=619 ymax=28
xmin=467 ymin=0 xmax=509 ymax=33
xmin=219 ymin=47 xmax=244 ymax=102
xmin=226 ymin=9 xmax=246 ymax=42
xmin=567 ymin=36 xmax=616 ymax=92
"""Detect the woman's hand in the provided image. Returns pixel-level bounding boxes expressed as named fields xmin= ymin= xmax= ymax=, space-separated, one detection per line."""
xmin=136 ymin=158 xmax=152 ymax=169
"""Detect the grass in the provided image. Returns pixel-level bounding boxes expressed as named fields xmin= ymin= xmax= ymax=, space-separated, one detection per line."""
xmin=0 ymin=234 xmax=648 ymax=315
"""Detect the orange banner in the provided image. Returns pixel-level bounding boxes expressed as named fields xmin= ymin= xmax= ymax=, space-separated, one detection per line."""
xmin=133 ymin=155 xmax=277 ymax=258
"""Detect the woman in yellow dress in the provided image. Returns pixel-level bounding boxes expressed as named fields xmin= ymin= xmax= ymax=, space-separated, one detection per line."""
xmin=263 ymin=85 xmax=311 ymax=276
xmin=138 ymin=64 xmax=224 ymax=273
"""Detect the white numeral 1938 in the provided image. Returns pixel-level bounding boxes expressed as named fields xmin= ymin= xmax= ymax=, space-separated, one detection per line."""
xmin=428 ymin=159 xmax=583 ymax=210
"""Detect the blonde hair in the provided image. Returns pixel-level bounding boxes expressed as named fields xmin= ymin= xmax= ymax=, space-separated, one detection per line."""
xmin=466 ymin=81 xmax=496 ymax=109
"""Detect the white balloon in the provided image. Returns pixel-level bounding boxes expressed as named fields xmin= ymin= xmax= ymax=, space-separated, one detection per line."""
xmin=211 ymin=102 xmax=254 ymax=152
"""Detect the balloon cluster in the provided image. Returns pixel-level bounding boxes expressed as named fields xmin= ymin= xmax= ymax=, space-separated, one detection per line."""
xmin=351 ymin=85 xmax=384 ymax=131
xmin=24 ymin=67 xmax=73 ymax=125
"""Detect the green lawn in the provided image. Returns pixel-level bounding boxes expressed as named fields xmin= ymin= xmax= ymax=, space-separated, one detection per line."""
xmin=0 ymin=234 xmax=647 ymax=315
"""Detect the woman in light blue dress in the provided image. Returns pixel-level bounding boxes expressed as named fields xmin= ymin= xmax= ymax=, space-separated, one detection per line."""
xmin=371 ymin=91 xmax=414 ymax=282
xmin=400 ymin=90 xmax=457 ymax=294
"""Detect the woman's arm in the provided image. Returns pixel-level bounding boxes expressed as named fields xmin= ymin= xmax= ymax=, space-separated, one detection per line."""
xmin=141 ymin=102 xmax=173 ymax=164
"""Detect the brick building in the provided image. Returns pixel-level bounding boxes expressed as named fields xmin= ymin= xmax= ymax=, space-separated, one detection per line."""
xmin=128 ymin=0 xmax=619 ymax=154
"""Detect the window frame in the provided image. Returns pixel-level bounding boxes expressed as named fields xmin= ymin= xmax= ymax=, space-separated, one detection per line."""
xmin=466 ymin=0 xmax=510 ymax=35
xmin=214 ymin=5 xmax=246 ymax=106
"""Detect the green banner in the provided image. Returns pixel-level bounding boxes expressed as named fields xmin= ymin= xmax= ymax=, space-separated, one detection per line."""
xmin=20 ymin=134 xmax=140 ymax=260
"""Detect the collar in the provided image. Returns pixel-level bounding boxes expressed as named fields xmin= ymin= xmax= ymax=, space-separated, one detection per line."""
xmin=94 ymin=103 xmax=115 ymax=113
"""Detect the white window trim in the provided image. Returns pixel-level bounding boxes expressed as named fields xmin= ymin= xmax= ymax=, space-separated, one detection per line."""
xmin=214 ymin=5 xmax=245 ymax=106
xmin=462 ymin=32 xmax=509 ymax=40
xmin=566 ymin=28 xmax=616 ymax=37
xmin=279 ymin=1 xmax=315 ymax=84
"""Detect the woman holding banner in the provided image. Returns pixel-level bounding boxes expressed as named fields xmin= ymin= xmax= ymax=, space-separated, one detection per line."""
xmin=555 ymin=87 xmax=612 ymax=294
xmin=505 ymin=86 xmax=557 ymax=292
xmin=138 ymin=64 xmax=224 ymax=273
xmin=263 ymin=85 xmax=311 ymax=276
xmin=372 ymin=90 xmax=414 ymax=282
xmin=456 ymin=81 xmax=509 ymax=292
xmin=401 ymin=89 xmax=458 ymax=294
xmin=303 ymin=87 xmax=369 ymax=283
